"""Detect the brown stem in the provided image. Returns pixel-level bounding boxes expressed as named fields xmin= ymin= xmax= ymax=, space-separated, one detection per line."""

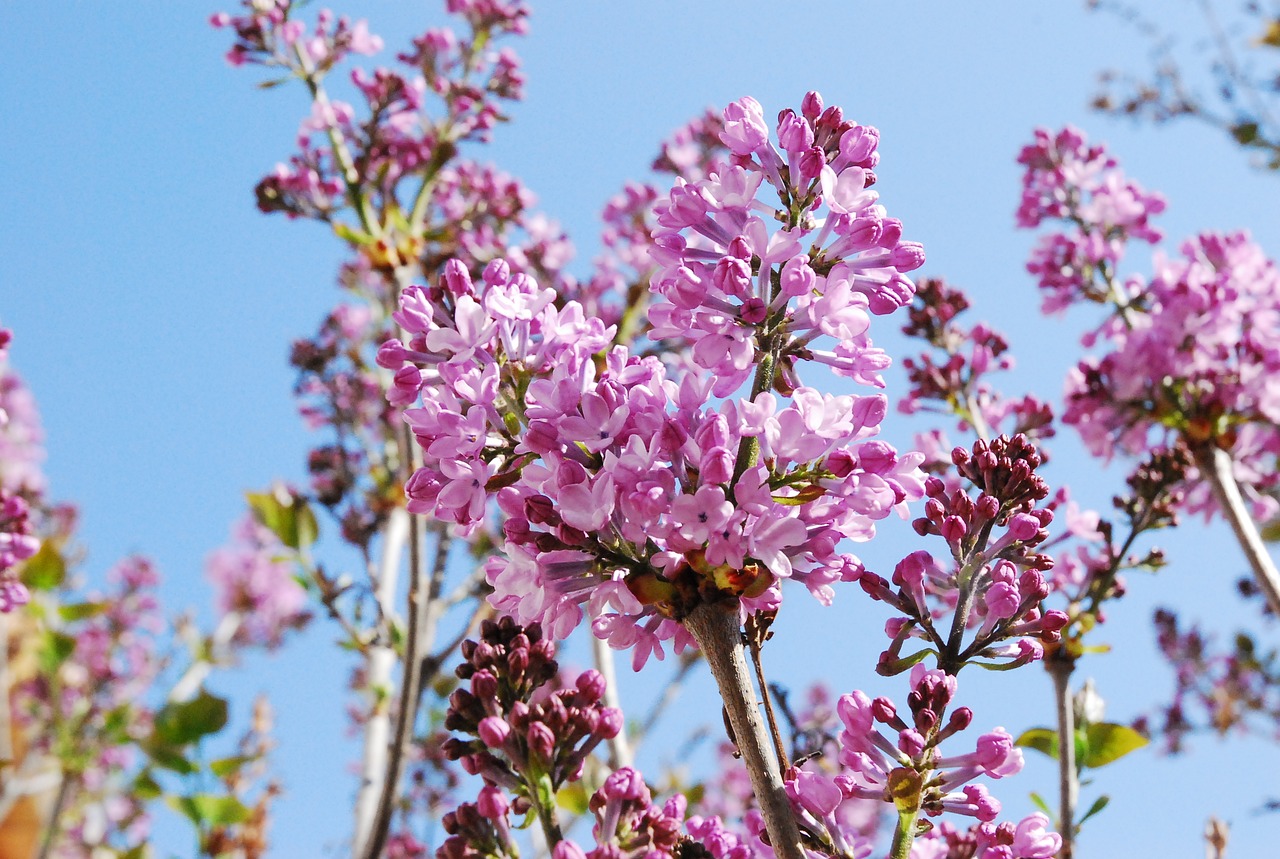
xmin=1047 ymin=655 xmax=1077 ymax=859
xmin=36 ymin=772 xmax=72 ymax=859
xmin=684 ymin=602 xmax=804 ymax=859
xmin=1195 ymin=445 xmax=1280 ymax=618
xmin=1204 ymin=815 xmax=1229 ymax=859
xmin=745 ymin=614 xmax=788 ymax=771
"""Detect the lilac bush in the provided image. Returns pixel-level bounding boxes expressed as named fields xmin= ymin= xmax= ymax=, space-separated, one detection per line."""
xmin=2 ymin=3 xmax=1278 ymax=858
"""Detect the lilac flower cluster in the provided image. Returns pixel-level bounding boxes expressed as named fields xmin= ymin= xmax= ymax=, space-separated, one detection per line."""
xmin=0 ymin=488 xmax=35 ymax=611
xmin=15 ymin=556 xmax=166 ymax=854
xmin=649 ymin=92 xmax=924 ymax=395
xmin=442 ymin=618 xmax=622 ymax=803
xmin=0 ymin=332 xmax=39 ymax=609
xmin=1062 ymin=231 xmax=1280 ymax=518
xmin=785 ymin=666 xmax=1060 ymax=859
xmin=205 ymin=514 xmax=310 ymax=649
xmin=213 ymin=2 xmax=383 ymax=71
xmin=385 ymin=94 xmax=928 ymax=668
xmin=215 ymin=0 xmax=534 ymax=235
xmin=1018 ymin=126 xmax=1280 ymax=521
xmin=1017 ymin=126 xmax=1165 ymax=314
xmin=1137 ymin=607 xmax=1280 ymax=753
xmin=859 ymin=436 xmax=1067 ymax=674
xmin=908 ymin=813 xmax=1061 ymax=859
xmin=439 ymin=619 xmax=769 ymax=859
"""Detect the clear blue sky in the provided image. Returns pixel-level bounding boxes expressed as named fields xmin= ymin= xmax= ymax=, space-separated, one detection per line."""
xmin=2 ymin=2 xmax=1278 ymax=856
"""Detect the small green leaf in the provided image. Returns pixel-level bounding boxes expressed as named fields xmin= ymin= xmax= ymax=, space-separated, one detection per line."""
xmin=1077 ymin=794 xmax=1110 ymax=827
xmin=147 ymin=745 xmax=198 ymax=775
xmin=556 ymin=782 xmax=589 ymax=816
xmin=133 ymin=770 xmax=164 ymax=801
xmin=1029 ymin=791 xmax=1053 ymax=818
xmin=57 ymin=601 xmax=109 ymax=622
xmin=247 ymin=487 xmax=318 ymax=551
xmin=534 ymin=774 xmax=556 ymax=820
xmin=210 ymin=755 xmax=253 ymax=778
xmin=153 ymin=690 xmax=229 ymax=747
xmin=1015 ymin=727 xmax=1058 ymax=760
xmin=1083 ymin=722 xmax=1148 ymax=768
xmin=37 ymin=631 xmax=76 ymax=674
xmin=21 ymin=542 xmax=66 ymax=591
xmin=166 ymin=793 xmax=249 ymax=827
xmin=875 ymin=648 xmax=935 ymax=676
xmin=197 ymin=794 xmax=251 ymax=826
xmin=1232 ymin=122 xmax=1260 ymax=145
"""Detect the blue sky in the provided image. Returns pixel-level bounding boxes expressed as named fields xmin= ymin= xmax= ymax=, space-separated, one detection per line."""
xmin=3 ymin=1 xmax=1279 ymax=856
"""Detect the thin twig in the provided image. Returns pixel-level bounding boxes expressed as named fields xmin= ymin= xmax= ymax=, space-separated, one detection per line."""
xmin=683 ymin=602 xmax=804 ymax=859
xmin=1196 ymin=445 xmax=1280 ymax=618
xmin=1205 ymin=815 xmax=1229 ymax=859
xmin=1048 ymin=655 xmax=1078 ymax=859
xmin=745 ymin=613 xmax=788 ymax=772
xmin=35 ymin=772 xmax=72 ymax=859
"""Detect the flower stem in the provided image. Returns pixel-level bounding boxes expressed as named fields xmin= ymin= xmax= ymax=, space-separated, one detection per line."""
xmin=889 ymin=807 xmax=920 ymax=859
xmin=684 ymin=602 xmax=804 ymax=859
xmin=1196 ymin=445 xmax=1280 ymax=618
xmin=1047 ymin=654 xmax=1077 ymax=859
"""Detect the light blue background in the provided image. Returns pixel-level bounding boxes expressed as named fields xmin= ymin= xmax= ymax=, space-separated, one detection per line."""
xmin=2 ymin=2 xmax=1278 ymax=856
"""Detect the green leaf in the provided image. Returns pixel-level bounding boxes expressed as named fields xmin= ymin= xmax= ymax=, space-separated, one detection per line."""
xmin=556 ymin=782 xmax=589 ymax=816
xmin=1015 ymin=728 xmax=1058 ymax=759
xmin=197 ymin=795 xmax=251 ymax=826
xmin=1029 ymin=791 xmax=1053 ymax=818
xmin=133 ymin=770 xmax=164 ymax=801
xmin=153 ymin=690 xmax=229 ymax=747
xmin=57 ymin=601 xmax=109 ymax=622
xmin=21 ymin=542 xmax=66 ymax=591
xmin=165 ymin=793 xmax=251 ymax=827
xmin=246 ymin=487 xmax=318 ymax=551
xmin=1077 ymin=794 xmax=1110 ymax=827
xmin=146 ymin=745 xmax=198 ymax=775
xmin=875 ymin=648 xmax=935 ymax=676
xmin=1083 ymin=722 xmax=1148 ymax=768
xmin=37 ymin=631 xmax=76 ymax=674
xmin=1231 ymin=122 xmax=1260 ymax=145
xmin=210 ymin=755 xmax=253 ymax=778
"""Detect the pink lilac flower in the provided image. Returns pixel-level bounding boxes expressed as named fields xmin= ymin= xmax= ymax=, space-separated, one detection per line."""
xmin=0 ymin=337 xmax=47 ymax=494
xmin=1017 ymin=127 xmax=1280 ymax=523
xmin=802 ymin=664 xmax=1040 ymax=840
xmin=387 ymin=94 xmax=927 ymax=668
xmin=1016 ymin=126 xmax=1165 ymax=315
xmin=206 ymin=514 xmax=310 ymax=649
xmin=859 ymin=436 xmax=1067 ymax=674
xmin=910 ymin=813 xmax=1061 ymax=859
xmin=1061 ymin=231 xmax=1280 ymax=521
